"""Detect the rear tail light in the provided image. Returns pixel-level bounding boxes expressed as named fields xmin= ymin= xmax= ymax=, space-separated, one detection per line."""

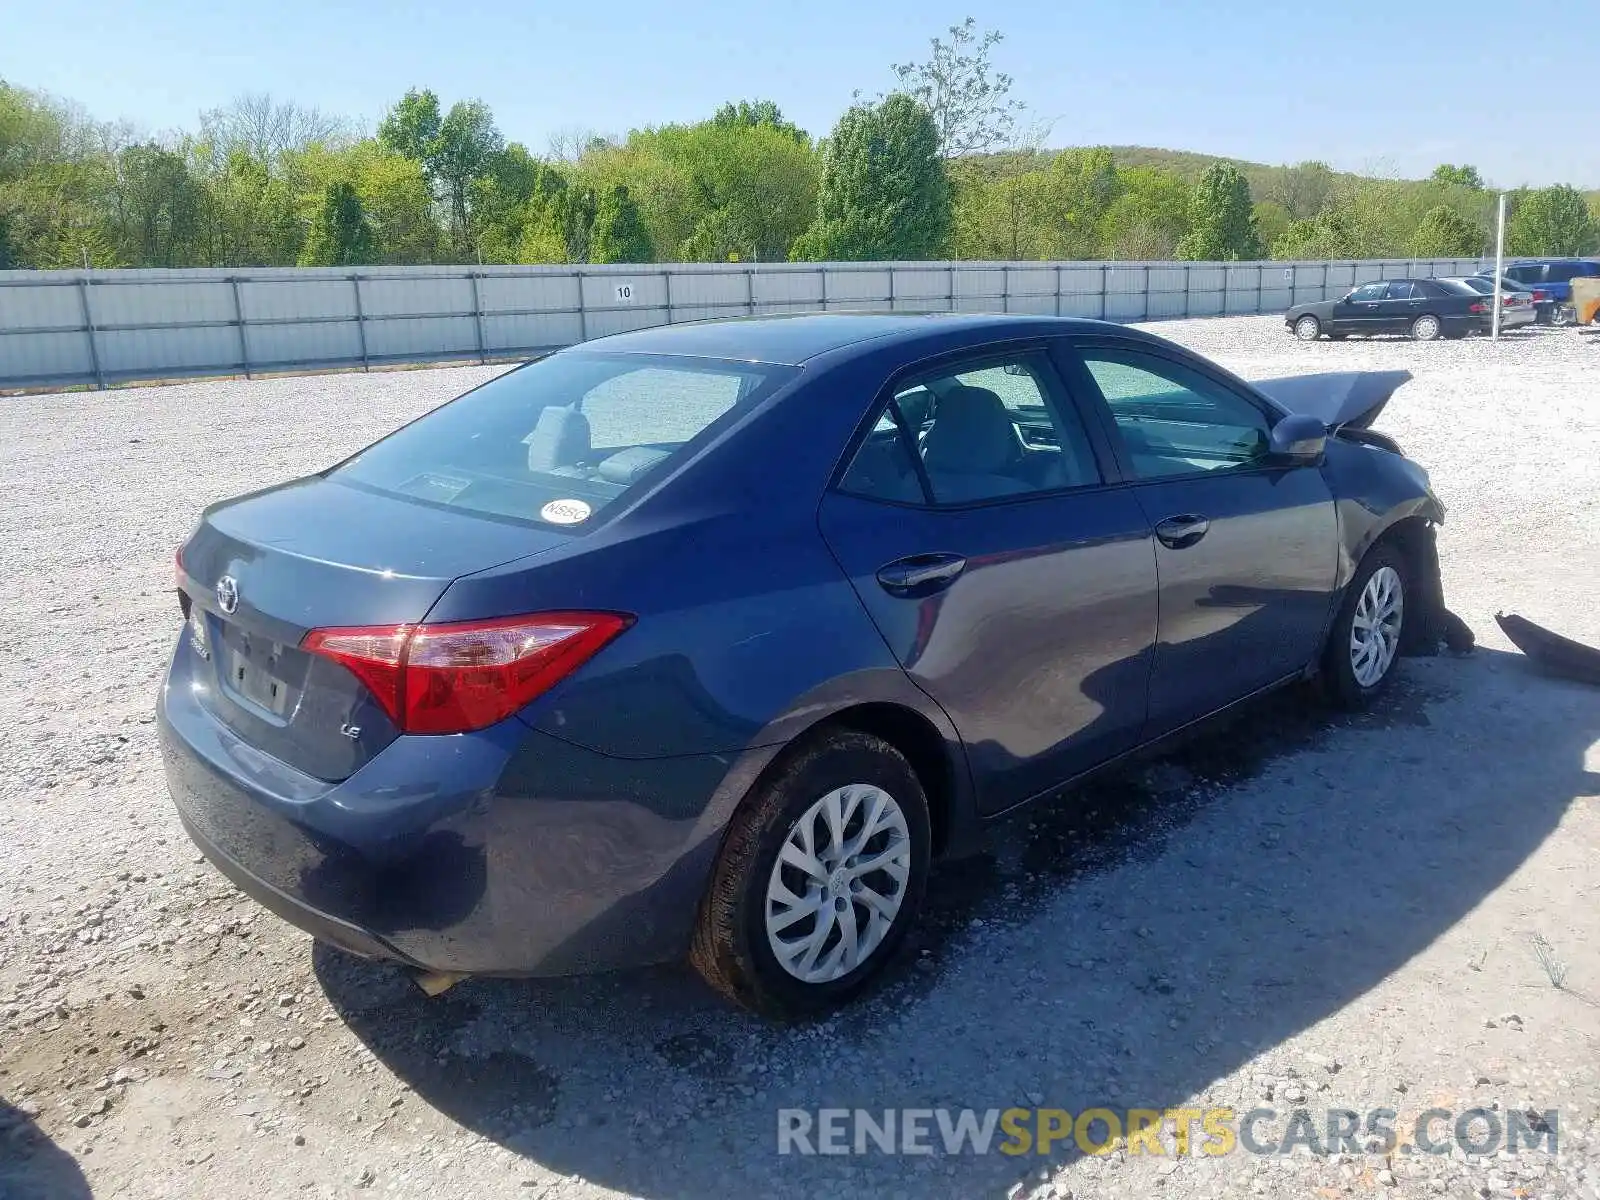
xmin=1533 ymin=289 xmax=1549 ymax=302
xmin=302 ymin=612 xmax=632 ymax=734
xmin=1468 ymin=301 xmax=1487 ymax=314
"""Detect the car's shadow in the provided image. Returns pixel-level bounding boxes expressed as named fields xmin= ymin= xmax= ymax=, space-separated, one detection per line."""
xmin=0 ymin=1101 xmax=92 ymax=1200
xmin=314 ymin=648 xmax=1599 ymax=1199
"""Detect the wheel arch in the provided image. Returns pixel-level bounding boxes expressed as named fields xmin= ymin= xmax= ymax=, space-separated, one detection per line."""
xmin=819 ymin=702 xmax=963 ymax=858
xmin=722 ymin=697 xmax=975 ymax=863
xmin=1353 ymin=512 xmax=1445 ymax=654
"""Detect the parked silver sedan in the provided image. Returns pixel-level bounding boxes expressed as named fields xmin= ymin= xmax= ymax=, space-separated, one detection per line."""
xmin=1442 ymin=276 xmax=1537 ymax=329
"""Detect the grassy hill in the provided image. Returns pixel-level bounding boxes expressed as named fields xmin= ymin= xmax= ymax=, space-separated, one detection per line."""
xmin=1097 ymin=146 xmax=1387 ymax=200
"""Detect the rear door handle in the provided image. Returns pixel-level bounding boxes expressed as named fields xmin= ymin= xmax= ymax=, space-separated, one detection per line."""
xmin=1154 ymin=514 xmax=1210 ymax=550
xmin=875 ymin=552 xmax=967 ymax=597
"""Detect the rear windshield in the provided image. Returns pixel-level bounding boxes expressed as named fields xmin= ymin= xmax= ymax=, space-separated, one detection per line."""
xmin=1434 ymin=279 xmax=1480 ymax=296
xmin=1456 ymin=277 xmax=1493 ymax=294
xmin=332 ymin=352 xmax=798 ymax=527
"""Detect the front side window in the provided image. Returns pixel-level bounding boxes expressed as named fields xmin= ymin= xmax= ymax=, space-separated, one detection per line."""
xmin=837 ymin=353 xmax=1101 ymax=505
xmin=333 ymin=351 xmax=797 ymax=526
xmin=1079 ymin=349 xmax=1272 ymax=479
xmin=1348 ymin=283 xmax=1386 ymax=302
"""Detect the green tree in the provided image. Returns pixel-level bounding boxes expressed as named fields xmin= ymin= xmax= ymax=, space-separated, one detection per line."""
xmin=379 ymin=89 xmax=504 ymax=256
xmin=300 ymin=181 xmax=375 ymax=265
xmin=711 ymin=100 xmax=808 ymax=144
xmin=1176 ymin=162 xmax=1262 ymax=260
xmin=192 ymin=145 xmax=300 ymax=266
xmin=433 ymin=100 xmax=503 ymax=254
xmin=1249 ymin=201 xmax=1292 ymax=258
xmin=1507 ymin=184 xmax=1598 ymax=256
xmin=793 ymin=94 xmax=950 ymax=260
xmin=890 ymin=18 xmax=1024 ymax=157
xmin=1430 ymin=164 xmax=1485 ymax=190
xmin=588 ymin=184 xmax=653 ymax=262
xmin=1101 ymin=168 xmax=1191 ymax=259
xmin=377 ymin=88 xmax=442 ymax=163
xmin=1267 ymin=161 xmax=1336 ymax=220
xmin=1410 ymin=204 xmax=1483 ymax=257
xmin=580 ymin=115 xmax=817 ymax=261
xmin=109 ymin=143 xmax=205 ymax=266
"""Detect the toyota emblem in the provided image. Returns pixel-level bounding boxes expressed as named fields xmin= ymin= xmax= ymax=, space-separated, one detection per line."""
xmin=216 ymin=575 xmax=240 ymax=615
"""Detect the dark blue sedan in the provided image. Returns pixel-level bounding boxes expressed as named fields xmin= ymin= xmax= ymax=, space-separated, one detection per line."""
xmin=161 ymin=314 xmax=1451 ymax=1017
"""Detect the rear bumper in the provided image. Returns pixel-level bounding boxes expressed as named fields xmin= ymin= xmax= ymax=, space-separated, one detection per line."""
xmin=158 ymin=638 xmax=748 ymax=977
xmin=1498 ymin=308 xmax=1536 ymax=328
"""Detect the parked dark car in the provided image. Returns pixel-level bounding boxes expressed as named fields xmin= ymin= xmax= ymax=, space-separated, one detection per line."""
xmin=1476 ymin=259 xmax=1600 ymax=323
xmin=161 ymin=314 xmax=1453 ymax=1017
xmin=1286 ymin=278 xmax=1491 ymax=341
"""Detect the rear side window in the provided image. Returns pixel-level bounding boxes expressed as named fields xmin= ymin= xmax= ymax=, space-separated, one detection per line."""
xmin=1506 ymin=264 xmax=1542 ymax=283
xmin=333 ymin=352 xmax=797 ymax=527
xmin=837 ymin=352 xmax=1102 ymax=506
xmin=1545 ymin=262 xmax=1599 ymax=282
xmin=837 ymin=411 xmax=924 ymax=504
xmin=1385 ymin=281 xmax=1417 ymax=300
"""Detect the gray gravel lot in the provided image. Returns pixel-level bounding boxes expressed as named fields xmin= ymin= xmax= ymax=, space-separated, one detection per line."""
xmin=2 ymin=316 xmax=1599 ymax=1200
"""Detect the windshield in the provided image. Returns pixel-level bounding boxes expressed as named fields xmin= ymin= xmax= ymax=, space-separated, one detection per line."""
xmin=332 ymin=352 xmax=798 ymax=528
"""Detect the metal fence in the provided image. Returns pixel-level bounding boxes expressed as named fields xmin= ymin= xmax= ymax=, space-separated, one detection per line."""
xmin=0 ymin=257 xmax=1484 ymax=391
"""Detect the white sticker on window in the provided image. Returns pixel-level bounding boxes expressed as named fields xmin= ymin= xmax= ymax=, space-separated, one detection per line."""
xmin=540 ymin=498 xmax=592 ymax=525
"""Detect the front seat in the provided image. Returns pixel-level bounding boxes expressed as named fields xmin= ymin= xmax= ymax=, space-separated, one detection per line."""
xmin=920 ymin=385 xmax=1032 ymax=502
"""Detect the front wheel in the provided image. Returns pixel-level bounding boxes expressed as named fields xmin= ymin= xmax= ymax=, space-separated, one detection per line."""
xmin=1410 ymin=314 xmax=1442 ymax=341
xmin=1294 ymin=315 xmax=1322 ymax=341
xmin=1322 ymin=545 xmax=1407 ymax=709
xmin=691 ymin=729 xmax=931 ymax=1018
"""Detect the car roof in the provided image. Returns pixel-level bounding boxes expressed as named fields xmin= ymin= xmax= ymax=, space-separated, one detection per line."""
xmin=569 ymin=311 xmax=1148 ymax=367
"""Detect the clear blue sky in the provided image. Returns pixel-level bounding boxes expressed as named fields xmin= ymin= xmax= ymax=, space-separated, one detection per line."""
xmin=5 ymin=0 xmax=1596 ymax=187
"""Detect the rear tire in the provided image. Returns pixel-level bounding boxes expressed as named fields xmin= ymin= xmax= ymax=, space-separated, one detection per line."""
xmin=691 ymin=729 xmax=931 ymax=1019
xmin=1410 ymin=314 xmax=1442 ymax=341
xmin=1294 ymin=315 xmax=1322 ymax=341
xmin=1322 ymin=544 xmax=1408 ymax=710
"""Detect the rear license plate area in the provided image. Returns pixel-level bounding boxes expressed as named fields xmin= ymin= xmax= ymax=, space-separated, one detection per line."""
xmin=217 ymin=624 xmax=299 ymax=717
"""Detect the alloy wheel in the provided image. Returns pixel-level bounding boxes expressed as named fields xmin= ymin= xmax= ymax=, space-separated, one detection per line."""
xmin=1350 ymin=565 xmax=1404 ymax=688
xmin=764 ymin=784 xmax=912 ymax=984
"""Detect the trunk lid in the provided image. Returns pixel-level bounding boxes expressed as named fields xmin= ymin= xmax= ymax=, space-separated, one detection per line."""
xmin=176 ymin=475 xmax=568 ymax=781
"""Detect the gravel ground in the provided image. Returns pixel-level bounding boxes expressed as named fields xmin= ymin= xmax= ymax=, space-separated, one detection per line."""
xmin=2 ymin=316 xmax=1599 ymax=1200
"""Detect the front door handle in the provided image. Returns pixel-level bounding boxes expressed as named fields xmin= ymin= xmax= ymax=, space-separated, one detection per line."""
xmin=1155 ymin=514 xmax=1210 ymax=550
xmin=876 ymin=552 xmax=967 ymax=597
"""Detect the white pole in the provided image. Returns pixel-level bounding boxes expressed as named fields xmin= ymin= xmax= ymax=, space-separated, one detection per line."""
xmin=1491 ymin=193 xmax=1506 ymax=340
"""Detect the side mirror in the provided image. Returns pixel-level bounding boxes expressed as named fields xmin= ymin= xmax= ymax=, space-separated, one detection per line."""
xmin=1268 ymin=413 xmax=1327 ymax=465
